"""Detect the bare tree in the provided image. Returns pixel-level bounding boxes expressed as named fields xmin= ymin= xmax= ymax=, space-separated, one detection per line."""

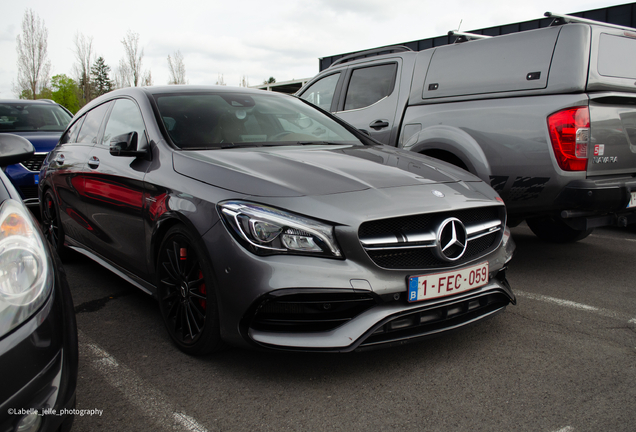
xmin=167 ymin=50 xmax=186 ymax=85
xmin=216 ymin=74 xmax=226 ymax=86
xmin=120 ymin=30 xmax=144 ymax=87
xmin=15 ymin=9 xmax=51 ymax=99
xmin=142 ymin=70 xmax=153 ymax=87
xmin=239 ymin=75 xmax=249 ymax=87
xmin=114 ymin=60 xmax=131 ymax=89
xmin=73 ymin=33 xmax=94 ymax=103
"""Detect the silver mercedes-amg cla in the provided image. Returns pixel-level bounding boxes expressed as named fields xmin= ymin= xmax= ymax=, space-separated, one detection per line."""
xmin=39 ymin=86 xmax=515 ymax=354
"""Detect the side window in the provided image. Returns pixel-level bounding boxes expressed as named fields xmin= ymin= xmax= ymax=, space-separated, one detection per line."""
xmin=60 ymin=116 xmax=85 ymax=144
xmin=344 ymin=63 xmax=397 ymax=111
xmin=299 ymin=73 xmax=340 ymax=111
xmin=76 ymin=102 xmax=111 ymax=144
xmin=102 ymin=99 xmax=147 ymax=147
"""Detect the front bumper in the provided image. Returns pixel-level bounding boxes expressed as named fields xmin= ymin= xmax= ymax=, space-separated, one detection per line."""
xmin=248 ymin=276 xmax=514 ymax=352
xmin=205 ymin=222 xmax=515 ymax=352
xmin=0 ymin=255 xmax=78 ymax=432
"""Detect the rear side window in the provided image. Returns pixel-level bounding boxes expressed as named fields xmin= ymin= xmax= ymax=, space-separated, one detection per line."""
xmin=598 ymin=33 xmax=636 ymax=79
xmin=76 ymin=102 xmax=111 ymax=144
xmin=299 ymin=73 xmax=341 ymax=111
xmin=344 ymin=63 xmax=397 ymax=111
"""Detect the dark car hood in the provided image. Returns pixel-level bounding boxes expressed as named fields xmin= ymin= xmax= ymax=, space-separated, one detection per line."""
xmin=6 ymin=131 xmax=61 ymax=152
xmin=173 ymin=144 xmax=480 ymax=197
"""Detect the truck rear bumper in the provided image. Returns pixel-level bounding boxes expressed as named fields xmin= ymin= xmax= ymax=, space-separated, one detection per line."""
xmin=556 ymin=176 xmax=636 ymax=229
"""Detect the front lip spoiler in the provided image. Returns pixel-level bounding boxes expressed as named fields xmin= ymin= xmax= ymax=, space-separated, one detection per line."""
xmin=247 ymin=280 xmax=514 ymax=353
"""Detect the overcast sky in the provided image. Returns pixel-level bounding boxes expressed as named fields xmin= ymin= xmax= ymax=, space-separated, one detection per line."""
xmin=0 ymin=0 xmax=630 ymax=97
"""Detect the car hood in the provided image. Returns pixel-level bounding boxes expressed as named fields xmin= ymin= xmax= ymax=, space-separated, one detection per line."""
xmin=5 ymin=131 xmax=61 ymax=152
xmin=172 ymin=144 xmax=480 ymax=197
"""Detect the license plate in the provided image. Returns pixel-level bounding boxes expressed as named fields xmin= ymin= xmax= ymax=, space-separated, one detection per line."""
xmin=628 ymin=192 xmax=636 ymax=208
xmin=407 ymin=262 xmax=489 ymax=303
xmin=34 ymin=174 xmax=39 ymax=185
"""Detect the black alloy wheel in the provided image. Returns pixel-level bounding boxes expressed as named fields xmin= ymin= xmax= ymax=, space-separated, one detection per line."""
xmin=41 ymin=189 xmax=67 ymax=258
xmin=156 ymin=225 xmax=223 ymax=355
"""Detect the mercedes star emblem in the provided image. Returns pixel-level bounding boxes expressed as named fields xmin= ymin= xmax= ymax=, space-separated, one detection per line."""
xmin=434 ymin=217 xmax=467 ymax=262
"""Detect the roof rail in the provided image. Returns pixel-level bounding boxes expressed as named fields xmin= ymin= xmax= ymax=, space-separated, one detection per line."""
xmin=545 ymin=11 xmax=636 ymax=32
xmin=328 ymin=45 xmax=413 ymax=68
xmin=448 ymin=31 xmax=493 ymax=43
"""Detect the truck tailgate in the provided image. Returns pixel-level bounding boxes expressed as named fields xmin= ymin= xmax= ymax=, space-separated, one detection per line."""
xmin=587 ymin=96 xmax=636 ymax=176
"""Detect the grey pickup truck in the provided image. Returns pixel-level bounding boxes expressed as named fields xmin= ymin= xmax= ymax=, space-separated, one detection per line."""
xmin=297 ymin=13 xmax=636 ymax=242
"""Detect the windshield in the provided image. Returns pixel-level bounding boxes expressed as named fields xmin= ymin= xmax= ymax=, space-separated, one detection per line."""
xmin=154 ymin=92 xmax=363 ymax=149
xmin=0 ymin=102 xmax=72 ymax=132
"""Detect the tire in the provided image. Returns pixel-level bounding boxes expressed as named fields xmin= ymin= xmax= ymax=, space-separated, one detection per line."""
xmin=41 ymin=189 xmax=69 ymax=259
xmin=526 ymin=216 xmax=593 ymax=243
xmin=156 ymin=225 xmax=224 ymax=355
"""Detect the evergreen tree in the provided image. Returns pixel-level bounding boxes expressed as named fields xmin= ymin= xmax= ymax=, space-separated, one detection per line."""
xmin=91 ymin=57 xmax=113 ymax=97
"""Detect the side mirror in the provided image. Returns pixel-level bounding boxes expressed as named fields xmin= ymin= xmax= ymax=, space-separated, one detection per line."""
xmin=109 ymin=132 xmax=146 ymax=157
xmin=0 ymin=134 xmax=35 ymax=167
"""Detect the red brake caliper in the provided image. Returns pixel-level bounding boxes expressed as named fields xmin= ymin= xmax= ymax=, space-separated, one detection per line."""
xmin=179 ymin=247 xmax=206 ymax=310
xmin=198 ymin=270 xmax=206 ymax=310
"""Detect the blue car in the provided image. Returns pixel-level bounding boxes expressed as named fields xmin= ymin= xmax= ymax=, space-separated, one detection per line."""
xmin=0 ymin=100 xmax=72 ymax=208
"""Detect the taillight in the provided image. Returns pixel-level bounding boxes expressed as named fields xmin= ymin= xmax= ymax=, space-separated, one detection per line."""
xmin=547 ymin=107 xmax=590 ymax=171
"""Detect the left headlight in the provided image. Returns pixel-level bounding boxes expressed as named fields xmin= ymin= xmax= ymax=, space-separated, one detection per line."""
xmin=219 ymin=201 xmax=342 ymax=258
xmin=0 ymin=199 xmax=54 ymax=338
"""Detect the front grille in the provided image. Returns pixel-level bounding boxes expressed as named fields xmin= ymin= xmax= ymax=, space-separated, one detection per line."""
xmin=359 ymin=206 xmax=505 ymax=270
xmin=19 ymin=186 xmax=39 ymax=200
xmin=20 ymin=153 xmax=47 ymax=172
xmin=250 ymin=292 xmax=377 ymax=333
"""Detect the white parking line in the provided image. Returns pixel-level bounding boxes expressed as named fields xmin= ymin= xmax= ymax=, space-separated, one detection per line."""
xmin=78 ymin=330 xmax=211 ymax=432
xmin=552 ymin=427 xmax=574 ymax=432
xmin=589 ymin=234 xmax=636 ymax=242
xmin=516 ymin=291 xmax=636 ymax=324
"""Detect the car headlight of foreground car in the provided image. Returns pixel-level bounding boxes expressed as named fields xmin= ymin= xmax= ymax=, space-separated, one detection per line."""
xmin=0 ymin=199 xmax=53 ymax=338
xmin=219 ymin=201 xmax=342 ymax=258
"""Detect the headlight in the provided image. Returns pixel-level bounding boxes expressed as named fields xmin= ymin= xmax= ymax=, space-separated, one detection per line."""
xmin=219 ymin=201 xmax=342 ymax=258
xmin=0 ymin=199 xmax=54 ymax=338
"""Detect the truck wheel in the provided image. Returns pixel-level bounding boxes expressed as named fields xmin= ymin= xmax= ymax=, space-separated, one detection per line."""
xmin=526 ymin=216 xmax=593 ymax=243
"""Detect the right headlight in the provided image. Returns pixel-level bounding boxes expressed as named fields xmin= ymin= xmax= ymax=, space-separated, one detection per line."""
xmin=219 ymin=201 xmax=343 ymax=258
xmin=0 ymin=199 xmax=54 ymax=338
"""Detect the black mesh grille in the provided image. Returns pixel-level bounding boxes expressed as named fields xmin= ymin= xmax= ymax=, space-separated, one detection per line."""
xmin=359 ymin=206 xmax=504 ymax=270
xmin=251 ymin=292 xmax=378 ymax=333
xmin=20 ymin=153 xmax=47 ymax=172
xmin=19 ymin=186 xmax=39 ymax=200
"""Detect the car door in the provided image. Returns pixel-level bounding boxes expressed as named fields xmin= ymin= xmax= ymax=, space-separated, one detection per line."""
xmin=48 ymin=102 xmax=112 ymax=246
xmin=82 ymin=98 xmax=151 ymax=276
xmin=334 ymin=62 xmax=401 ymax=145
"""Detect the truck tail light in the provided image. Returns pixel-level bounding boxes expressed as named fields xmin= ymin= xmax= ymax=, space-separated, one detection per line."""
xmin=547 ymin=107 xmax=590 ymax=171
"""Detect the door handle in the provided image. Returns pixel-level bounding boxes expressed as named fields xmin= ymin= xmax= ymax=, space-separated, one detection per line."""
xmin=369 ymin=120 xmax=389 ymax=130
xmin=87 ymin=156 xmax=100 ymax=169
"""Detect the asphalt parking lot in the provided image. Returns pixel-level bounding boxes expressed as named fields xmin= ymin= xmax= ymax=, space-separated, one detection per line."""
xmin=63 ymin=224 xmax=636 ymax=432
